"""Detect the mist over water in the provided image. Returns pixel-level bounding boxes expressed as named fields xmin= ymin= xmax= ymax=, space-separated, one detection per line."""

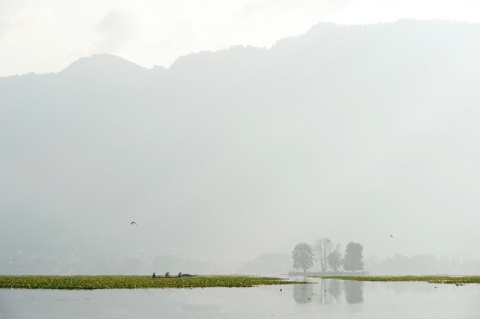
xmin=1 ymin=20 xmax=480 ymax=275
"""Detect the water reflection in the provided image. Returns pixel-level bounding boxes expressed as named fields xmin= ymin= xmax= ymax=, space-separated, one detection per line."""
xmin=293 ymin=282 xmax=314 ymax=303
xmin=292 ymin=278 xmax=363 ymax=305
xmin=2 ymin=280 xmax=479 ymax=318
xmin=328 ymin=278 xmax=342 ymax=302
xmin=344 ymin=280 xmax=364 ymax=304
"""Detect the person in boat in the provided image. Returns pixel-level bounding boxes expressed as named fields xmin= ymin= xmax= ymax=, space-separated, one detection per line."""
xmin=152 ymin=272 xmax=156 ymax=278
xmin=165 ymin=272 xmax=170 ymax=278
xmin=178 ymin=272 xmax=182 ymax=277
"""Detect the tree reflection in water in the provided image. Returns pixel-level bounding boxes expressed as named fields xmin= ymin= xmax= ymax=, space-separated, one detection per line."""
xmin=293 ymin=282 xmax=314 ymax=304
xmin=344 ymin=280 xmax=364 ymax=304
xmin=317 ymin=278 xmax=336 ymax=305
xmin=328 ymin=279 xmax=343 ymax=302
xmin=292 ymin=279 xmax=363 ymax=305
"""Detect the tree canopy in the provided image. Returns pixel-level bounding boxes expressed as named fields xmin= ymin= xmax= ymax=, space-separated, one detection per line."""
xmin=327 ymin=245 xmax=343 ymax=271
xmin=343 ymin=242 xmax=364 ymax=271
xmin=292 ymin=243 xmax=314 ymax=272
xmin=314 ymin=238 xmax=332 ymax=272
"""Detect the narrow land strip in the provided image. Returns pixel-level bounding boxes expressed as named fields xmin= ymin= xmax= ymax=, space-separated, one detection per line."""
xmin=313 ymin=275 xmax=480 ymax=285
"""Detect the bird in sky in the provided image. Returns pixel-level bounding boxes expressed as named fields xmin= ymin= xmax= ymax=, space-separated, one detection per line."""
xmin=390 ymin=234 xmax=393 ymax=238
xmin=131 ymin=222 xmax=137 ymax=225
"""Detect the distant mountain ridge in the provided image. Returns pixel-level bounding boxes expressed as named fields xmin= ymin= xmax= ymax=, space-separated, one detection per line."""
xmin=60 ymin=54 xmax=149 ymax=76
xmin=4 ymin=19 xmax=479 ymax=80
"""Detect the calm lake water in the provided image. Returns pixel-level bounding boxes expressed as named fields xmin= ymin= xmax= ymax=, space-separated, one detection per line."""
xmin=1 ymin=277 xmax=479 ymax=318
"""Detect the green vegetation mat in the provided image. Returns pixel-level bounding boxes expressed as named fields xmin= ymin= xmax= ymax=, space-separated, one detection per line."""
xmin=0 ymin=275 xmax=300 ymax=290
xmin=314 ymin=275 xmax=480 ymax=285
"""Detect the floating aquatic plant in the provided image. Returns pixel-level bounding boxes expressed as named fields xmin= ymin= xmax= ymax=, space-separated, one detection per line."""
xmin=0 ymin=275 xmax=301 ymax=290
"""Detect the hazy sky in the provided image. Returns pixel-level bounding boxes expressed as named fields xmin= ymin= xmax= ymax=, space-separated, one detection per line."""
xmin=2 ymin=2 xmax=480 ymax=275
xmin=1 ymin=0 xmax=479 ymax=76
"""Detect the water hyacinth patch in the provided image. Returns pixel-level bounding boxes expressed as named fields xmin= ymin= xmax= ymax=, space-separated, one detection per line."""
xmin=0 ymin=275 xmax=301 ymax=290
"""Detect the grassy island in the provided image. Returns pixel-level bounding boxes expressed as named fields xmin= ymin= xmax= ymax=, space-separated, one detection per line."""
xmin=0 ymin=275 xmax=301 ymax=290
xmin=314 ymin=275 xmax=480 ymax=285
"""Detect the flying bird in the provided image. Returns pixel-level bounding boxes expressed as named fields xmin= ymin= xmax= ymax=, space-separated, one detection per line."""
xmin=390 ymin=234 xmax=393 ymax=238
xmin=131 ymin=222 xmax=137 ymax=225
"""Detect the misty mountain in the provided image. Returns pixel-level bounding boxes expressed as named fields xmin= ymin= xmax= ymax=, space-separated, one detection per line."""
xmin=1 ymin=20 xmax=480 ymax=274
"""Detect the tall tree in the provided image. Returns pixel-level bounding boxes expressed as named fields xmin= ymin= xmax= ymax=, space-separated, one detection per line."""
xmin=327 ymin=244 xmax=343 ymax=271
xmin=292 ymin=243 xmax=314 ymax=272
xmin=315 ymin=238 xmax=332 ymax=272
xmin=343 ymin=242 xmax=364 ymax=271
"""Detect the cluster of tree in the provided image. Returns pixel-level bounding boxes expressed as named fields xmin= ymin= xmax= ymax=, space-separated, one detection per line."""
xmin=292 ymin=239 xmax=364 ymax=272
